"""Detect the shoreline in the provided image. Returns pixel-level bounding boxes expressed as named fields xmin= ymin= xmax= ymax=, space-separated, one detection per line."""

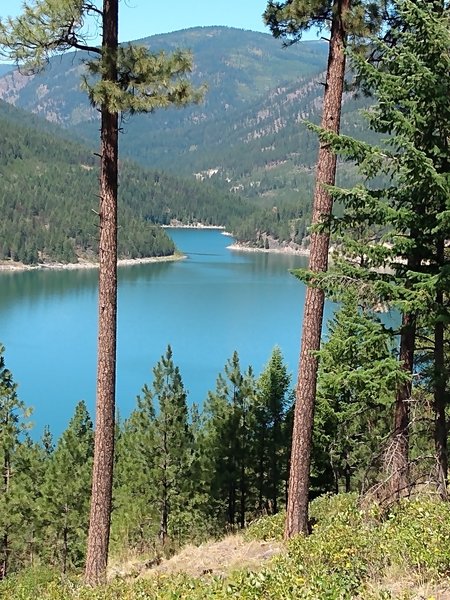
xmin=0 ymin=253 xmax=185 ymax=273
xmin=161 ymin=224 xmax=226 ymax=230
xmin=227 ymin=243 xmax=310 ymax=256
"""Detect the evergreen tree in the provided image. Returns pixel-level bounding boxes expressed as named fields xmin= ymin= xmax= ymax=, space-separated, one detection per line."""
xmin=264 ymin=0 xmax=351 ymax=538
xmin=0 ymin=344 xmax=32 ymax=579
xmin=253 ymin=347 xmax=292 ymax=514
xmin=10 ymin=436 xmax=51 ymax=573
xmin=39 ymin=401 xmax=94 ymax=573
xmin=264 ymin=0 xmax=403 ymax=538
xmin=136 ymin=346 xmax=193 ymax=546
xmin=313 ymin=292 xmax=406 ymax=494
xmin=309 ymin=0 xmax=450 ymax=498
xmin=112 ymin=402 xmax=159 ymax=554
xmin=0 ymin=1 xmax=203 ymax=583
xmin=204 ymin=352 xmax=256 ymax=528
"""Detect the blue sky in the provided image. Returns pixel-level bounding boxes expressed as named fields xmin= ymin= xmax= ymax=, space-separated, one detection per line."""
xmin=2 ymin=1 xmax=319 ymax=42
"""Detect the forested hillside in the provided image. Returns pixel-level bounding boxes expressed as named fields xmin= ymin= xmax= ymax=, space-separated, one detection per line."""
xmin=0 ymin=28 xmax=332 ymax=243
xmin=0 ymin=100 xmax=254 ymax=264
xmin=0 ymin=28 xmax=379 ymax=249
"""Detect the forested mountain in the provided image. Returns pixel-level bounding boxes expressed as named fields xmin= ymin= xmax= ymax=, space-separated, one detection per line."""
xmin=0 ymin=26 xmax=382 ymax=260
xmin=0 ymin=29 xmax=329 ymax=191
xmin=0 ymin=27 xmax=373 ymax=247
xmin=0 ymin=99 xmax=253 ymax=264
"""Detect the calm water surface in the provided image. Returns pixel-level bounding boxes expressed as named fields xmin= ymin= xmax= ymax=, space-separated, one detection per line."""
xmin=0 ymin=229 xmax=333 ymax=437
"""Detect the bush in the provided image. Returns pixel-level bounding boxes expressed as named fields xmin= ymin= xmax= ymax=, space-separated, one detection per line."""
xmin=3 ymin=494 xmax=450 ymax=599
xmin=381 ymin=496 xmax=450 ymax=580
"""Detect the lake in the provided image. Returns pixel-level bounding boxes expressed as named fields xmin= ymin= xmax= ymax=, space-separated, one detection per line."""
xmin=0 ymin=228 xmax=333 ymax=438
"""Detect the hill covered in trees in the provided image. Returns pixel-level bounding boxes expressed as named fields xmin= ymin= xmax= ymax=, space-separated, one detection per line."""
xmin=0 ymin=99 xmax=257 ymax=264
xmin=0 ymin=27 xmax=351 ymax=247
xmin=0 ymin=28 xmax=379 ymax=250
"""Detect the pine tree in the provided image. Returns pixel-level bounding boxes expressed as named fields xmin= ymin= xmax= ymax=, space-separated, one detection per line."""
xmin=0 ymin=344 xmax=32 ymax=579
xmin=314 ymin=291 xmax=406 ymax=494
xmin=137 ymin=346 xmax=193 ymax=546
xmin=264 ymin=0 xmax=403 ymax=538
xmin=10 ymin=436 xmax=52 ymax=572
xmin=253 ymin=347 xmax=292 ymax=514
xmin=39 ymin=401 xmax=94 ymax=573
xmin=112 ymin=401 xmax=159 ymax=554
xmin=264 ymin=0 xmax=352 ymax=538
xmin=0 ymin=2 xmax=203 ymax=583
xmin=204 ymin=352 xmax=256 ymax=528
xmin=309 ymin=0 xmax=450 ymax=498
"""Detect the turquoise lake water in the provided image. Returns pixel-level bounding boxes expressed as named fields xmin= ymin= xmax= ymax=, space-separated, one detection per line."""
xmin=0 ymin=228 xmax=333 ymax=438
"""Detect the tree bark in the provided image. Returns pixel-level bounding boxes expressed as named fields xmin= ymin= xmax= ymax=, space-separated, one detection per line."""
xmin=1 ymin=455 xmax=9 ymax=579
xmin=391 ymin=311 xmax=415 ymax=498
xmin=284 ymin=0 xmax=349 ymax=539
xmin=84 ymin=0 xmax=118 ymax=586
xmin=434 ymin=240 xmax=447 ymax=498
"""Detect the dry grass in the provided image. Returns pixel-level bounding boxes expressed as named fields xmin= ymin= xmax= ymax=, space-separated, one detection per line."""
xmin=363 ymin=574 xmax=450 ymax=599
xmin=141 ymin=534 xmax=283 ymax=579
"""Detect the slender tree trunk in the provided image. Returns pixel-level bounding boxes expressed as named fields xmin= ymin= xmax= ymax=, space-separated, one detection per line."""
xmin=1 ymin=453 xmax=10 ymax=579
xmin=434 ymin=313 xmax=447 ymax=497
xmin=344 ymin=451 xmax=351 ymax=493
xmin=159 ymin=480 xmax=169 ymax=545
xmin=434 ymin=239 xmax=447 ymax=498
xmin=159 ymin=428 xmax=169 ymax=545
xmin=284 ymin=0 xmax=349 ymax=539
xmin=271 ymin=413 xmax=281 ymax=514
xmin=228 ymin=481 xmax=236 ymax=526
xmin=84 ymin=0 xmax=119 ymax=586
xmin=257 ymin=423 xmax=266 ymax=513
xmin=63 ymin=522 xmax=68 ymax=575
xmin=391 ymin=311 xmax=415 ymax=498
xmin=239 ymin=406 xmax=247 ymax=528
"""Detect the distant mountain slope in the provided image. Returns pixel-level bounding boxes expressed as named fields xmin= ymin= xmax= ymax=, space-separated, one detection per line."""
xmin=0 ymin=27 xmax=373 ymax=249
xmin=0 ymin=27 xmax=328 ymax=125
xmin=0 ymin=28 xmax=330 ymax=176
xmin=0 ymin=100 xmax=252 ymax=264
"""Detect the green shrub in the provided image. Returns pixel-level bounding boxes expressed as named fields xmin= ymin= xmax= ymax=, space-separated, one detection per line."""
xmin=381 ymin=496 xmax=450 ymax=580
xmin=3 ymin=494 xmax=450 ymax=599
xmin=244 ymin=511 xmax=286 ymax=542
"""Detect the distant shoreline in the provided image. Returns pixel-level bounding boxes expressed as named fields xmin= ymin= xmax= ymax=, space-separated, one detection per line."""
xmin=0 ymin=253 xmax=185 ymax=273
xmin=161 ymin=224 xmax=226 ymax=230
xmin=227 ymin=242 xmax=310 ymax=256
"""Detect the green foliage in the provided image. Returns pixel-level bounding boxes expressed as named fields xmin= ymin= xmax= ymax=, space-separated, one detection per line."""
xmin=264 ymin=0 xmax=387 ymax=41
xmin=84 ymin=45 xmax=205 ymax=113
xmin=252 ymin=347 xmax=292 ymax=514
xmin=112 ymin=346 xmax=202 ymax=554
xmin=312 ymin=291 xmax=406 ymax=494
xmin=292 ymin=0 xmax=450 ymax=497
xmin=381 ymin=497 xmax=450 ymax=579
xmin=203 ymin=352 xmax=257 ymax=528
xmin=38 ymin=401 xmax=93 ymax=572
xmin=0 ymin=343 xmax=33 ymax=576
xmin=244 ymin=511 xmax=286 ymax=542
xmin=0 ymin=0 xmax=204 ymax=116
xmin=308 ymin=0 xmax=450 ymax=315
xmin=4 ymin=494 xmax=450 ymax=599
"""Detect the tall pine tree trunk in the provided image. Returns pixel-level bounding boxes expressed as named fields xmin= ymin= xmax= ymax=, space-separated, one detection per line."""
xmin=1 ymin=453 xmax=10 ymax=579
xmin=391 ymin=248 xmax=420 ymax=498
xmin=391 ymin=311 xmax=415 ymax=498
xmin=434 ymin=239 xmax=447 ymax=498
xmin=84 ymin=0 xmax=119 ymax=585
xmin=285 ymin=0 xmax=349 ymax=539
